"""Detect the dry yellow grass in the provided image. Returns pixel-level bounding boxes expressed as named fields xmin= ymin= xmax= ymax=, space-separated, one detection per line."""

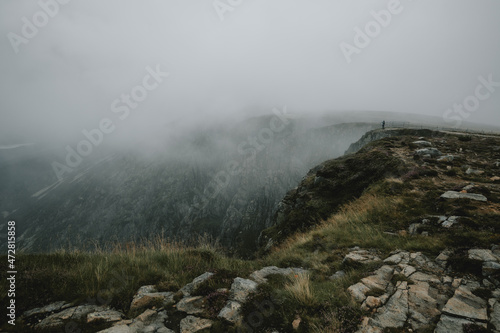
xmin=284 ymin=272 xmax=314 ymax=305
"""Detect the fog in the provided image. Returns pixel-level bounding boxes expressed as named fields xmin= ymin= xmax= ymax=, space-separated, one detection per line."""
xmin=1 ymin=0 xmax=500 ymax=147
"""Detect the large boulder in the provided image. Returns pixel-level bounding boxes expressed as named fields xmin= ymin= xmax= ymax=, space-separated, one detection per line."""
xmin=180 ymin=272 xmax=214 ymax=297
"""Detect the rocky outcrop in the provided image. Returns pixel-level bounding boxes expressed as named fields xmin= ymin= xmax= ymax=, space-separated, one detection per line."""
xmin=349 ymin=249 xmax=500 ymax=332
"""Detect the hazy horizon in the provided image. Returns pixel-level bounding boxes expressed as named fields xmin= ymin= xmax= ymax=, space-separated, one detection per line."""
xmin=1 ymin=0 xmax=500 ymax=147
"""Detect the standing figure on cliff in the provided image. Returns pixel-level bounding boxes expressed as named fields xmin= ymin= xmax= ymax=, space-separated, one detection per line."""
xmin=382 ymin=120 xmax=385 ymax=130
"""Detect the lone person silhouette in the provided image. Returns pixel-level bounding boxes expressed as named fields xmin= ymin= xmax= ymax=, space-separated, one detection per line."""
xmin=382 ymin=120 xmax=385 ymax=130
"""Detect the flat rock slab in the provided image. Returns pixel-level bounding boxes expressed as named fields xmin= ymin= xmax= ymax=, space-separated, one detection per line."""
xmin=176 ymin=296 xmax=206 ymax=315
xmin=440 ymin=191 xmax=487 ymax=202
xmin=130 ymin=292 xmax=174 ymax=314
xmin=36 ymin=305 xmax=106 ymax=330
xmin=23 ymin=301 xmax=72 ymax=318
xmin=384 ymin=251 xmax=410 ymax=265
xmin=249 ymin=266 xmax=308 ymax=284
xmin=415 ymin=148 xmax=442 ymax=157
xmin=408 ymin=282 xmax=441 ymax=329
xmin=435 ymin=314 xmax=486 ymax=333
xmin=87 ymin=309 xmax=124 ymax=323
xmin=442 ymin=286 xmax=487 ymax=321
xmin=344 ymin=250 xmax=381 ymax=265
xmin=370 ymin=282 xmax=409 ymax=329
xmin=180 ymin=315 xmax=212 ymax=333
xmin=468 ymin=249 xmax=499 ymax=262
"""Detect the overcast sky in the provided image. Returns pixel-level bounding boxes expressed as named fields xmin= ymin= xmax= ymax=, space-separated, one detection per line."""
xmin=1 ymin=0 xmax=499 ymax=145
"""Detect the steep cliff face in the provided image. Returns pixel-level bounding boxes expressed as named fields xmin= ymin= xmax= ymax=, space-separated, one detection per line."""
xmin=1 ymin=118 xmax=377 ymax=255
xmin=258 ymin=146 xmax=407 ymax=252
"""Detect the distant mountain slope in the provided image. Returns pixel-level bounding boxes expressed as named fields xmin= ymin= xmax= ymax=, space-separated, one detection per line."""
xmin=0 ymin=117 xmax=377 ymax=255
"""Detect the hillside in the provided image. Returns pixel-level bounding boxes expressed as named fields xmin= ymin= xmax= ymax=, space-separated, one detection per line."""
xmin=2 ymin=128 xmax=500 ymax=332
xmin=0 ymin=118 xmax=377 ymax=256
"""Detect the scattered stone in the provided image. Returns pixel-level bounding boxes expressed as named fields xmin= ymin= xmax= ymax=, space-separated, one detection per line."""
xmin=384 ymin=251 xmax=409 ymax=265
xmin=180 ymin=315 xmax=212 ymax=333
xmin=466 ymin=168 xmax=484 ymax=175
xmin=130 ymin=287 xmax=174 ymax=314
xmin=329 ymin=270 xmax=346 ymax=280
xmin=408 ymin=223 xmax=421 ymax=235
xmin=176 ymin=296 xmax=206 ymax=315
xmin=468 ymin=249 xmax=499 ymax=262
xmin=343 ymin=249 xmax=381 ymax=265
xmin=180 ymin=272 xmax=214 ymax=296
xmin=483 ymin=261 xmax=500 ymax=277
xmin=491 ymin=176 xmax=500 ymax=182
xmin=136 ymin=308 xmax=156 ymax=321
xmin=87 ymin=309 xmax=124 ymax=324
xmin=437 ymin=155 xmax=454 ymax=162
xmin=292 ymin=316 xmax=301 ymax=330
xmin=415 ymin=148 xmax=442 ymax=157
xmin=413 ymin=140 xmax=432 ymax=147
xmin=452 ymin=278 xmax=462 ymax=288
xmin=229 ymin=278 xmax=258 ymax=303
xmin=217 ymin=300 xmax=242 ymax=324
xmin=441 ymin=216 xmax=460 ymax=228
xmin=440 ymin=191 xmax=487 ymax=202
xmin=249 ymin=266 xmax=308 ymax=284
xmin=463 ymin=184 xmax=475 ymax=191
